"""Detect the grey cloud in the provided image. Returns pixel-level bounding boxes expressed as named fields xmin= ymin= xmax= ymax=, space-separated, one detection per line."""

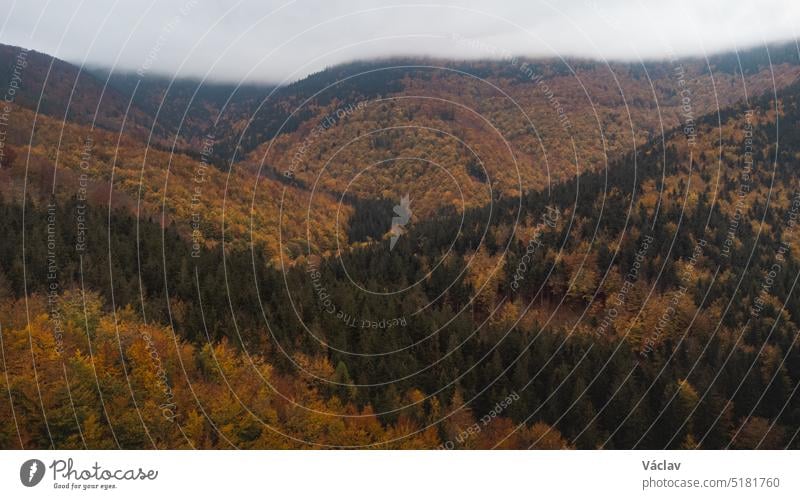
xmin=0 ymin=0 xmax=798 ymax=83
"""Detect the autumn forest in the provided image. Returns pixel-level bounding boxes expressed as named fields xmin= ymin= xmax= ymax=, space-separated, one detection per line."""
xmin=0 ymin=38 xmax=799 ymax=450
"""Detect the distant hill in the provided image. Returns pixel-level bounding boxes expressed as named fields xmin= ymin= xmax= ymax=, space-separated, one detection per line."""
xmin=2 ymin=41 xmax=800 ymax=254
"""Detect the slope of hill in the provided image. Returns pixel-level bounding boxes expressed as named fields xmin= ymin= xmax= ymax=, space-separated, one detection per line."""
xmin=0 ymin=101 xmax=344 ymax=259
xmin=91 ymin=70 xmax=276 ymax=159
xmin=0 ymin=44 xmax=168 ymax=146
xmin=4 ymin=42 xmax=800 ymax=248
xmin=240 ymin=45 xmax=800 ymax=222
xmin=0 ymin=61 xmax=800 ymax=448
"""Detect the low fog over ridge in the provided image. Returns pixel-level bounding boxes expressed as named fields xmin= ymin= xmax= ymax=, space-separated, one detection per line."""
xmin=1 ymin=0 xmax=799 ymax=84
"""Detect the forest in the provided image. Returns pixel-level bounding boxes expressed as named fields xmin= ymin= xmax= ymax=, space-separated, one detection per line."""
xmin=0 ymin=41 xmax=798 ymax=449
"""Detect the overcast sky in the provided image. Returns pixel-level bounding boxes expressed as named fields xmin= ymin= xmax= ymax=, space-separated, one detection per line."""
xmin=1 ymin=0 xmax=799 ymax=84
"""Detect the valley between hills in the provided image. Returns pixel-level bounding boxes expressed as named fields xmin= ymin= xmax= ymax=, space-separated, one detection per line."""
xmin=1 ymin=42 xmax=799 ymax=449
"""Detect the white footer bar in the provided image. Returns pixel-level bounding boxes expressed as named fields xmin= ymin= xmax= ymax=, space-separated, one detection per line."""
xmin=2 ymin=450 xmax=798 ymax=498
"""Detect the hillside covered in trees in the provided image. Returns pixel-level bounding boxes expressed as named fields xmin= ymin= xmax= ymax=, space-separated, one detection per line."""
xmin=0 ymin=41 xmax=799 ymax=449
